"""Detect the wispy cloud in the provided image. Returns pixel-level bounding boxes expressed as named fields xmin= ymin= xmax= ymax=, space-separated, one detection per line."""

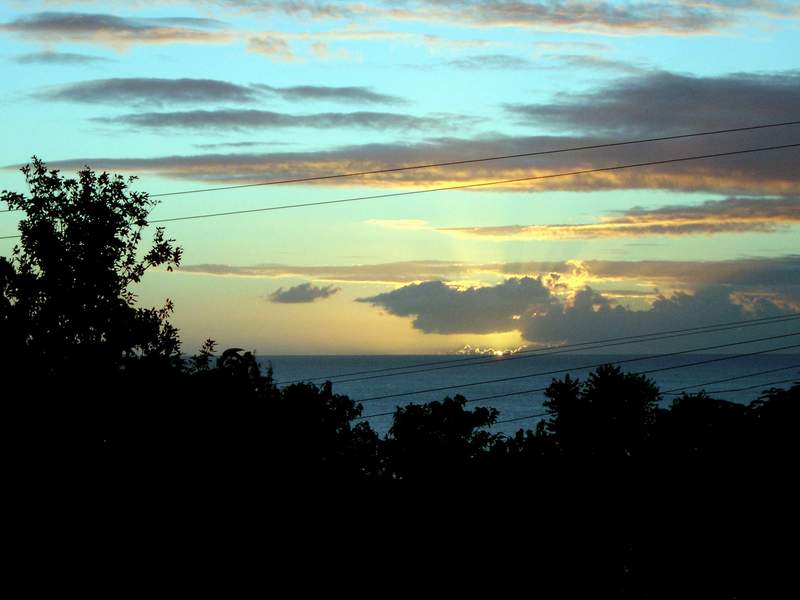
xmin=12 ymin=69 xmax=798 ymax=195
xmin=29 ymin=1 xmax=800 ymax=40
xmin=12 ymin=50 xmax=112 ymax=65
xmin=540 ymin=53 xmax=648 ymax=74
xmin=178 ymin=260 xmax=485 ymax=284
xmin=37 ymin=77 xmax=261 ymax=106
xmin=35 ymin=77 xmax=404 ymax=107
xmin=445 ymin=54 xmax=534 ymax=70
xmin=440 ymin=197 xmax=800 ymax=240
xmin=365 ymin=219 xmax=430 ymax=231
xmin=268 ymin=282 xmax=340 ymax=303
xmin=178 ymin=255 xmax=800 ymax=295
xmin=253 ymin=84 xmax=404 ymax=105
xmin=246 ymin=28 xmax=509 ymax=62
xmin=29 ymin=123 xmax=800 ymax=195
xmin=0 ymin=12 xmax=232 ymax=50
xmin=192 ymin=141 xmax=290 ymax=149
xmin=246 ymin=35 xmax=295 ymax=61
xmin=92 ymin=109 xmax=465 ymax=131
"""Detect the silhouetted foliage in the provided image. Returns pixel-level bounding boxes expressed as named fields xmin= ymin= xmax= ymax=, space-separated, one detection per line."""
xmin=4 ymin=158 xmax=798 ymax=595
xmin=0 ymin=157 xmax=182 ymax=379
xmin=384 ymin=395 xmax=500 ymax=482
xmin=542 ymin=364 xmax=660 ymax=469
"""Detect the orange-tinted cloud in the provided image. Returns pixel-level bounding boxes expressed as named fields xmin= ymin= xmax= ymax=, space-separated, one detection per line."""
xmin=440 ymin=197 xmax=800 ymax=239
xmin=23 ymin=129 xmax=800 ymax=196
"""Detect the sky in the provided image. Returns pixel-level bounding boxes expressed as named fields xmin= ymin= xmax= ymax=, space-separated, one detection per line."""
xmin=0 ymin=0 xmax=798 ymax=355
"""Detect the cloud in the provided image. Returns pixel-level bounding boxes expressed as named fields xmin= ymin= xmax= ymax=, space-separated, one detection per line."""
xmin=177 ymin=256 xmax=800 ymax=303
xmin=178 ymin=260 xmax=488 ymax=284
xmin=253 ymin=84 xmax=405 ymax=105
xmin=14 ymin=68 xmax=797 ymax=194
xmin=0 ymin=12 xmax=232 ymax=50
xmin=192 ymin=141 xmax=291 ymax=149
xmin=440 ymin=196 xmax=800 ymax=239
xmin=445 ymin=55 xmax=534 ymax=70
xmin=268 ymin=282 xmax=340 ymax=303
xmin=12 ymin=50 xmax=112 ymax=65
xmin=210 ymin=0 xmax=738 ymax=34
xmin=38 ymin=78 xmax=262 ymax=106
xmin=246 ymin=35 xmax=295 ymax=61
xmin=365 ymin=219 xmax=429 ymax=231
xmin=28 ymin=121 xmax=800 ymax=195
xmin=559 ymin=256 xmax=800 ymax=291
xmin=92 ymin=109 xmax=462 ymax=131
xmin=35 ymin=77 xmax=404 ymax=107
xmin=541 ymin=54 xmax=647 ymax=74
xmin=353 ymin=273 xmax=797 ymax=344
xmin=520 ymin=285 xmax=795 ymax=347
xmin=357 ymin=277 xmax=556 ymax=334
xmin=402 ymin=0 xmax=730 ymax=34
xmin=506 ymin=70 xmax=800 ymax=136
xmin=30 ymin=1 xmax=800 ymax=38
xmin=246 ymin=28 xmax=508 ymax=62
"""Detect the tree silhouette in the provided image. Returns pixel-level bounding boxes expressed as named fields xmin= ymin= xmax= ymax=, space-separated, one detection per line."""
xmin=0 ymin=157 xmax=182 ymax=380
xmin=542 ymin=364 xmax=660 ymax=467
xmin=384 ymin=395 xmax=500 ymax=482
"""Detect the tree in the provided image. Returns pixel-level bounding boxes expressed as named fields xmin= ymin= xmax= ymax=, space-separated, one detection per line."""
xmin=542 ymin=364 xmax=660 ymax=465
xmin=0 ymin=157 xmax=182 ymax=380
xmin=384 ymin=395 xmax=500 ymax=481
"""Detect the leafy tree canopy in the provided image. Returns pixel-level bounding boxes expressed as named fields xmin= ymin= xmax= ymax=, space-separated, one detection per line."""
xmin=0 ymin=157 xmax=182 ymax=377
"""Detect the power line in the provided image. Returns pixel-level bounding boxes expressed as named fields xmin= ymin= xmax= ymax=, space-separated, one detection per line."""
xmin=681 ymin=378 xmax=798 ymax=395
xmin=280 ymin=314 xmax=800 ymax=386
xmin=148 ymin=142 xmax=800 ymax=223
xmin=277 ymin=313 xmax=800 ymax=384
xmin=660 ymin=364 xmax=800 ymax=395
xmin=492 ymin=372 xmax=799 ymax=426
xmin=4 ymin=121 xmax=794 ymax=211
xmin=463 ymin=343 xmax=800 ymax=406
xmin=2 ymin=141 xmax=798 ymax=241
xmin=356 ymin=343 xmax=800 ymax=420
xmin=354 ymin=331 xmax=800 ymax=403
xmin=127 ymin=120 xmax=800 ymax=197
xmin=493 ymin=411 xmax=549 ymax=426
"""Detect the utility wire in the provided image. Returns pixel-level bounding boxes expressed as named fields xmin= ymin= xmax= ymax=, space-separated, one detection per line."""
xmin=279 ymin=314 xmax=800 ymax=386
xmin=354 ymin=331 xmax=800 ymax=403
xmin=2 ymin=141 xmax=798 ymax=240
xmin=134 ymin=120 xmax=800 ymax=197
xmin=492 ymin=372 xmax=800 ymax=426
xmin=493 ymin=411 xmax=549 ymax=425
xmin=463 ymin=344 xmax=800 ymax=406
xmin=277 ymin=313 xmax=800 ymax=384
xmin=660 ymin=364 xmax=800 ymax=395
xmin=356 ymin=343 xmax=800 ymax=420
xmin=148 ymin=142 xmax=800 ymax=224
xmin=5 ymin=120 xmax=793 ymax=211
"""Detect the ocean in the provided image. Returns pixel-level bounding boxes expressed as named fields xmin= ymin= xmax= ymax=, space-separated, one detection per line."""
xmin=262 ymin=353 xmax=800 ymax=436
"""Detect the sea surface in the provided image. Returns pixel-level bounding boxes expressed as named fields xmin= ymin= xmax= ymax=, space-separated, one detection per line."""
xmin=261 ymin=353 xmax=800 ymax=436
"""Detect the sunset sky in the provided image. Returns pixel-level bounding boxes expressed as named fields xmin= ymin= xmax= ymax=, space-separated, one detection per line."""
xmin=1 ymin=1 xmax=798 ymax=354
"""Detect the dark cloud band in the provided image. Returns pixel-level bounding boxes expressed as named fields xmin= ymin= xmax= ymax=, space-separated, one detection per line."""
xmin=92 ymin=109 xmax=463 ymax=131
xmin=268 ymin=282 xmax=341 ymax=303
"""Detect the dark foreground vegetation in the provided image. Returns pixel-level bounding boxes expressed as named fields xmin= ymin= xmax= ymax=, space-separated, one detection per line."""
xmin=3 ymin=159 xmax=798 ymax=596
